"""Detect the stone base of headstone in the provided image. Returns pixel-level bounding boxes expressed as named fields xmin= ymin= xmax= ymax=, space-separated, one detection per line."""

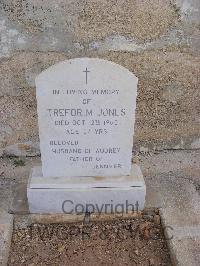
xmin=27 ymin=164 xmax=146 ymax=214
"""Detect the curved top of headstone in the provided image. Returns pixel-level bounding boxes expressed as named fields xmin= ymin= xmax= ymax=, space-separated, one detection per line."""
xmin=35 ymin=57 xmax=138 ymax=177
xmin=36 ymin=58 xmax=138 ymax=85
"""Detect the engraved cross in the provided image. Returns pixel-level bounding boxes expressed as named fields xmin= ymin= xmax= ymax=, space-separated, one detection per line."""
xmin=83 ymin=67 xmax=90 ymax=85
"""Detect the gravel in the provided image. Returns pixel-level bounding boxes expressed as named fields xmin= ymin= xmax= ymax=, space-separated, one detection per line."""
xmin=8 ymin=213 xmax=171 ymax=266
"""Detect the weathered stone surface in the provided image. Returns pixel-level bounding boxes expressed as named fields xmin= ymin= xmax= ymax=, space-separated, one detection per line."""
xmin=75 ymin=0 xmax=178 ymax=43
xmin=175 ymin=0 xmax=200 ymax=23
xmin=2 ymin=142 xmax=40 ymax=157
xmin=0 ymin=49 xmax=199 ymax=156
xmin=0 ymin=15 xmax=28 ymax=58
xmin=168 ymin=236 xmax=200 ymax=266
xmin=0 ymin=91 xmax=38 ymax=151
xmin=0 ymin=212 xmax=13 ymax=266
xmin=0 ymin=52 xmax=67 ymax=155
xmin=101 ymin=50 xmax=200 ymax=151
xmin=0 ymin=12 xmax=82 ymax=59
xmin=0 ymin=52 xmax=67 ymax=96
xmin=0 ymin=0 xmax=178 ymax=44
xmin=1 ymin=1 xmax=199 ymax=58
xmin=0 ymin=0 xmax=198 ymax=57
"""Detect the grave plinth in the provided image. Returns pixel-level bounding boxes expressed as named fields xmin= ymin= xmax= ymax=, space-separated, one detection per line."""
xmin=27 ymin=58 xmax=146 ymax=214
xmin=28 ymin=164 xmax=145 ymax=214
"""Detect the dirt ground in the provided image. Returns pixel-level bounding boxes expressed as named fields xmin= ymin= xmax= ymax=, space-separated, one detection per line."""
xmin=8 ymin=213 xmax=171 ymax=266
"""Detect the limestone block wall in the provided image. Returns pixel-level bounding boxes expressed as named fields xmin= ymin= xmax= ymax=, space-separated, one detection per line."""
xmin=0 ymin=0 xmax=199 ymax=156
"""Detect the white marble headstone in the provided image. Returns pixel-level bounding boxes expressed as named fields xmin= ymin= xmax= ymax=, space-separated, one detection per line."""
xmin=36 ymin=58 xmax=138 ymax=177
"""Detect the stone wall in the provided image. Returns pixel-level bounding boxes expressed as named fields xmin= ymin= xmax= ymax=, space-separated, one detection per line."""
xmin=0 ymin=0 xmax=199 ymax=156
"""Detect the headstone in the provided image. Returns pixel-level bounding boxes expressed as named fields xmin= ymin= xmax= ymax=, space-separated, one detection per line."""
xmin=36 ymin=58 xmax=137 ymax=177
xmin=27 ymin=58 xmax=146 ymax=214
